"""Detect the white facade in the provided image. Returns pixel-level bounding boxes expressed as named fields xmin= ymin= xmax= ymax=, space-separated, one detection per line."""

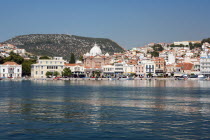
xmin=102 ymin=65 xmax=115 ymax=76
xmin=141 ymin=60 xmax=156 ymax=75
xmin=124 ymin=64 xmax=135 ymax=75
xmin=0 ymin=62 xmax=22 ymax=78
xmin=65 ymin=64 xmax=85 ymax=75
xmin=200 ymin=52 xmax=210 ymax=76
xmin=114 ymin=63 xmax=124 ymax=74
xmin=174 ymin=41 xmax=190 ymax=46
xmin=13 ymin=49 xmax=26 ymax=54
xmin=31 ymin=57 xmax=65 ymax=78
xmin=168 ymin=53 xmax=175 ymax=64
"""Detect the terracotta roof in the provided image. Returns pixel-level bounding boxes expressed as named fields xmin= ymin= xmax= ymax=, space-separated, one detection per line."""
xmin=65 ymin=63 xmax=77 ymax=66
xmin=152 ymin=57 xmax=165 ymax=61
xmin=65 ymin=63 xmax=83 ymax=66
xmin=84 ymin=66 xmax=91 ymax=68
xmin=2 ymin=62 xmax=19 ymax=65
xmin=176 ymin=63 xmax=194 ymax=70
xmin=94 ymin=66 xmax=101 ymax=68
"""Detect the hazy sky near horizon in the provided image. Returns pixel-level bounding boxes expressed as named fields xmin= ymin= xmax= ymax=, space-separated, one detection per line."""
xmin=0 ymin=0 xmax=210 ymax=49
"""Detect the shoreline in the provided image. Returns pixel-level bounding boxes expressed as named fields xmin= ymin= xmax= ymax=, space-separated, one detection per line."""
xmin=1 ymin=77 xmax=209 ymax=81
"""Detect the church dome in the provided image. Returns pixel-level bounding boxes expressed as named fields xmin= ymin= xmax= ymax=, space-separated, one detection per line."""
xmin=105 ymin=52 xmax=110 ymax=56
xmin=90 ymin=44 xmax=102 ymax=56
xmin=85 ymin=52 xmax=90 ymax=56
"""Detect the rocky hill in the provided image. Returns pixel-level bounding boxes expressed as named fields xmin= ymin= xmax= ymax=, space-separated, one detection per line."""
xmin=2 ymin=34 xmax=125 ymax=59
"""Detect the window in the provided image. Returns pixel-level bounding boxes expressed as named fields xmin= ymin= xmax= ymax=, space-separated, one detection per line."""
xmin=3 ymin=69 xmax=5 ymax=72
xmin=36 ymin=71 xmax=38 ymax=75
xmin=41 ymin=71 xmax=43 ymax=74
xmin=17 ymin=69 xmax=19 ymax=72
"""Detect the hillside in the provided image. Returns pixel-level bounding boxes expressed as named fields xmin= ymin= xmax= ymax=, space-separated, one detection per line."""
xmin=2 ymin=34 xmax=125 ymax=59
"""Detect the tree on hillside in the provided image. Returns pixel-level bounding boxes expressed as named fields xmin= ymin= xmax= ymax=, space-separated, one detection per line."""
xmin=62 ymin=68 xmax=72 ymax=77
xmin=150 ymin=51 xmax=159 ymax=57
xmin=39 ymin=56 xmax=50 ymax=59
xmin=189 ymin=42 xmax=202 ymax=50
xmin=79 ymin=55 xmax=83 ymax=62
xmin=4 ymin=51 xmax=24 ymax=64
xmin=69 ymin=53 xmax=75 ymax=64
xmin=0 ymin=56 xmax=4 ymax=64
xmin=22 ymin=59 xmax=36 ymax=76
xmin=201 ymin=38 xmax=210 ymax=44
xmin=152 ymin=44 xmax=164 ymax=51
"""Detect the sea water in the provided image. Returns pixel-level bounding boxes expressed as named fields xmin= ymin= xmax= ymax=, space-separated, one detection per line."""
xmin=0 ymin=80 xmax=210 ymax=140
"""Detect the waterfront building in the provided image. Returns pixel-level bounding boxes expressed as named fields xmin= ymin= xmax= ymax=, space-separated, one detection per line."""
xmin=31 ymin=57 xmax=65 ymax=78
xmin=64 ymin=63 xmax=85 ymax=77
xmin=166 ymin=64 xmax=175 ymax=76
xmin=114 ymin=63 xmax=124 ymax=77
xmin=102 ymin=65 xmax=115 ymax=77
xmin=0 ymin=62 xmax=22 ymax=78
xmin=200 ymin=51 xmax=210 ymax=76
xmin=83 ymin=44 xmax=111 ymax=77
xmin=175 ymin=62 xmax=194 ymax=75
xmin=124 ymin=64 xmax=135 ymax=76
xmin=141 ymin=60 xmax=156 ymax=76
xmin=152 ymin=57 xmax=166 ymax=76
xmin=135 ymin=61 xmax=144 ymax=77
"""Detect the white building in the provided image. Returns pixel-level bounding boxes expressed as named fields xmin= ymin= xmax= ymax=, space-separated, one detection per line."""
xmin=200 ymin=52 xmax=210 ymax=76
xmin=0 ymin=62 xmax=22 ymax=78
xmin=65 ymin=63 xmax=85 ymax=76
xmin=202 ymin=42 xmax=210 ymax=51
xmin=31 ymin=57 xmax=65 ymax=78
xmin=124 ymin=64 xmax=135 ymax=75
xmin=102 ymin=65 xmax=115 ymax=77
xmin=168 ymin=53 xmax=176 ymax=64
xmin=141 ymin=60 xmax=156 ymax=76
xmin=114 ymin=63 xmax=124 ymax=76
xmin=13 ymin=49 xmax=26 ymax=54
xmin=174 ymin=41 xmax=200 ymax=46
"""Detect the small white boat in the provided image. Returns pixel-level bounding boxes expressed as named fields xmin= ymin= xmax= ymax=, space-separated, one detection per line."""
xmin=198 ymin=75 xmax=206 ymax=80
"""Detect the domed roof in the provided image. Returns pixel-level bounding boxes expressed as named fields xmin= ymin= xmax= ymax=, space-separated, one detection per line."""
xmin=105 ymin=52 xmax=110 ymax=56
xmin=90 ymin=44 xmax=102 ymax=56
xmin=85 ymin=52 xmax=90 ymax=56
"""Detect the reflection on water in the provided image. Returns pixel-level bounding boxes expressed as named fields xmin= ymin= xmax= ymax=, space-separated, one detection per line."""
xmin=0 ymin=80 xmax=210 ymax=139
xmin=31 ymin=79 xmax=210 ymax=88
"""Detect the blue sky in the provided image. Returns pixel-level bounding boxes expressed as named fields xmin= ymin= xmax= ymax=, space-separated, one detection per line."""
xmin=0 ymin=0 xmax=210 ymax=49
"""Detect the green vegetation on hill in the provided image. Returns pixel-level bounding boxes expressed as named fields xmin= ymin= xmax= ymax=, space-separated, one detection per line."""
xmin=3 ymin=34 xmax=125 ymax=60
xmin=201 ymin=38 xmax=210 ymax=44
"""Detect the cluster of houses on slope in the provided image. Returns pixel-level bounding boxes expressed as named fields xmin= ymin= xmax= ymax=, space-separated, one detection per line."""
xmin=1 ymin=41 xmax=210 ymax=79
xmin=0 ymin=43 xmax=26 ymax=57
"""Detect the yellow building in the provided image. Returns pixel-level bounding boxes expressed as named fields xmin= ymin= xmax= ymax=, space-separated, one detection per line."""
xmin=31 ymin=57 xmax=65 ymax=78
